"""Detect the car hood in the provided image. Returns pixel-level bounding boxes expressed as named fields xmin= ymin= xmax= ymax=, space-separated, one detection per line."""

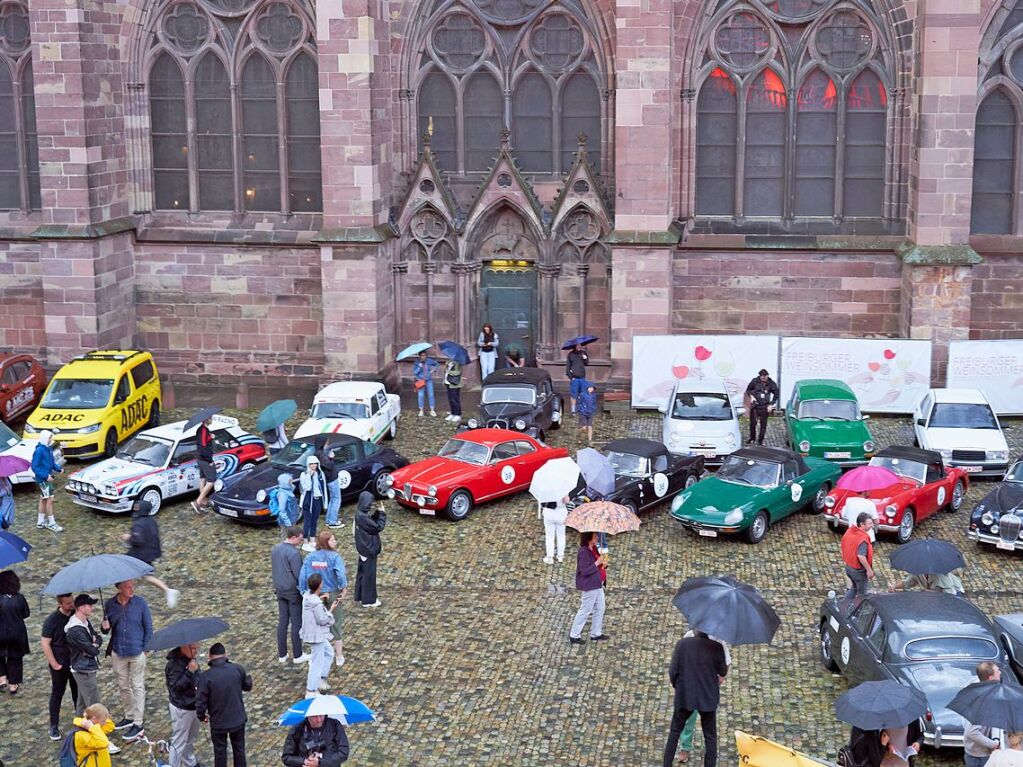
xmin=891 ymin=660 xmax=1000 ymax=733
xmin=836 ymin=480 xmax=920 ymax=506
xmin=392 ymin=457 xmax=482 ymax=487
xmin=923 ymin=427 xmax=1007 ymax=452
xmin=671 ymin=476 xmax=761 ymax=516
xmin=215 ymin=463 xmax=295 ymax=503
xmin=71 ymin=457 xmax=158 ymax=487
xmin=27 ymin=406 xmax=107 ymax=429
xmin=479 ymin=402 xmax=533 ymax=421
xmin=294 ymin=418 xmax=372 ymax=441
xmin=983 ymin=482 xmax=1023 ymax=513
xmin=791 ymin=419 xmax=871 ymax=446
xmin=664 ymin=419 xmax=739 ymax=441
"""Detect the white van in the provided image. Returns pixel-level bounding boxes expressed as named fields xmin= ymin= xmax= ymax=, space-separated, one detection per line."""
xmin=659 ymin=378 xmax=742 ymax=465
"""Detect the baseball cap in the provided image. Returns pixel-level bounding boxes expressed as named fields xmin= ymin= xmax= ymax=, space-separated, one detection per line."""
xmin=74 ymin=594 xmax=98 ymax=608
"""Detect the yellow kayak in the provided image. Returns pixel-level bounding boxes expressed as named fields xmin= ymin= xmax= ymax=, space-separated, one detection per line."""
xmin=735 ymin=730 xmax=834 ymax=767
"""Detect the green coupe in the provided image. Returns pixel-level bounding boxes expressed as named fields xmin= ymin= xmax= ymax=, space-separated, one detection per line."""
xmin=784 ymin=379 xmax=876 ymax=466
xmin=669 ymin=446 xmax=842 ymax=543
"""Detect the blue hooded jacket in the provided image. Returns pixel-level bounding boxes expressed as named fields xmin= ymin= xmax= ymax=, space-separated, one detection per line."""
xmin=31 ymin=440 xmax=59 ymax=483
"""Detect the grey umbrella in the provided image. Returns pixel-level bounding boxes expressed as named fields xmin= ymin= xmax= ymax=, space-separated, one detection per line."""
xmin=146 ymin=617 xmax=230 ymax=651
xmin=949 ymin=681 xmax=1023 ymax=731
xmin=43 ymin=554 xmax=154 ymax=595
xmin=184 ymin=406 xmax=222 ymax=432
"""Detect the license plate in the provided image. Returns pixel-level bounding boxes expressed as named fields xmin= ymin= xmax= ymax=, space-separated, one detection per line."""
xmin=698 ymin=529 xmax=718 ymax=537
xmin=418 ymin=508 xmax=436 ymax=516
xmin=692 ymin=448 xmax=717 ymax=456
xmin=824 ymin=451 xmax=851 ymax=459
xmin=219 ymin=507 xmax=238 ymax=518
xmin=997 ymin=540 xmax=1016 ymax=551
xmin=80 ymin=494 xmax=97 ymax=503
xmin=963 ymin=466 xmax=983 ymax=473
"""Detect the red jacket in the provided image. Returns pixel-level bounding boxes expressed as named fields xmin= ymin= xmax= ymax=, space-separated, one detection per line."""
xmin=841 ymin=526 xmax=873 ymax=570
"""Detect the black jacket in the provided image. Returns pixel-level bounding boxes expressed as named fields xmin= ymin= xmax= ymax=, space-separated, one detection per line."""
xmin=745 ymin=377 xmax=779 ymax=410
xmin=0 ymin=593 xmax=30 ymax=657
xmin=196 ymin=657 xmax=252 ymax=731
xmin=316 ymin=448 xmax=339 ymax=484
xmin=354 ymin=492 xmax=385 ymax=558
xmin=668 ymin=634 xmax=728 ymax=712
xmin=566 ymin=350 xmax=588 ymax=379
xmin=165 ymin=648 xmax=199 ymax=711
xmin=66 ymin=616 xmax=103 ymax=672
xmin=281 ymin=718 xmax=349 ymax=766
xmin=127 ymin=514 xmax=161 ymax=565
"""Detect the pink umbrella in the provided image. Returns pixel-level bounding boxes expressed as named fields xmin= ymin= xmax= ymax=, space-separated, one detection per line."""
xmin=0 ymin=455 xmax=30 ymax=479
xmin=836 ymin=465 xmax=899 ymax=492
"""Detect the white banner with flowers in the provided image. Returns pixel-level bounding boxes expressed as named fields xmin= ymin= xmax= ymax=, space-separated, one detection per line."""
xmin=631 ymin=335 xmax=781 ymax=409
xmin=947 ymin=340 xmax=1023 ymax=415
xmin=780 ymin=337 xmax=932 ymax=414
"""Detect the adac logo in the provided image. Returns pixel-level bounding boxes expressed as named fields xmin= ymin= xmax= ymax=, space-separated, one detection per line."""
xmin=38 ymin=412 xmax=86 ymax=423
xmin=121 ymin=394 xmax=149 ymax=432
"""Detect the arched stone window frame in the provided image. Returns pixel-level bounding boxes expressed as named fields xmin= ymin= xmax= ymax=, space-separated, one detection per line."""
xmin=0 ymin=0 xmax=40 ymax=213
xmin=130 ymin=0 xmax=322 ymax=215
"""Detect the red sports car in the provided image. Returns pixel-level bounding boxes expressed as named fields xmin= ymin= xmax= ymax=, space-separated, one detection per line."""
xmin=385 ymin=428 xmax=569 ymax=521
xmin=822 ymin=445 xmax=970 ymax=543
xmin=0 ymin=353 xmax=46 ymax=424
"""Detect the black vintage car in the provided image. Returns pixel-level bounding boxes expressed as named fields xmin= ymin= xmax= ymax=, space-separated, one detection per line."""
xmin=575 ymin=438 xmax=704 ymax=514
xmin=968 ymin=458 xmax=1023 ymax=552
xmin=462 ymin=367 xmax=563 ymax=441
xmin=211 ymin=434 xmax=408 ymax=526
xmin=818 ymin=591 xmax=1017 ymax=748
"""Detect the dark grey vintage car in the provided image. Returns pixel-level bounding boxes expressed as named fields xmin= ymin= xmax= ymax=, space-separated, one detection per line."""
xmin=462 ymin=367 xmax=563 ymax=441
xmin=818 ymin=591 xmax=1018 ymax=748
xmin=968 ymin=458 xmax=1023 ymax=551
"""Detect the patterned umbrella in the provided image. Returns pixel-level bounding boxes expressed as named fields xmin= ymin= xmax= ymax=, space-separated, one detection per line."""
xmin=565 ymin=501 xmax=640 ymax=535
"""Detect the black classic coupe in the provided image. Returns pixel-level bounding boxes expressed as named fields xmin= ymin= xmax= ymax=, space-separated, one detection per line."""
xmin=968 ymin=458 xmax=1023 ymax=552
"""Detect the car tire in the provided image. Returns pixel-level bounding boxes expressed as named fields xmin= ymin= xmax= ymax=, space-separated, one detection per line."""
xmin=445 ymin=489 xmax=473 ymax=521
xmin=744 ymin=510 xmax=769 ymax=544
xmin=684 ymin=473 xmax=699 ymax=490
xmin=948 ymin=480 xmax=965 ymax=512
xmin=827 ymin=518 xmax=840 ymax=533
xmin=140 ymin=487 xmax=162 ymax=515
xmin=895 ymin=508 xmax=915 ymax=544
xmin=808 ymin=482 xmax=831 ymax=514
xmin=622 ymin=498 xmax=639 ymax=516
xmin=385 ymin=419 xmax=396 ymax=440
xmin=372 ymin=470 xmax=391 ymax=498
xmin=240 ymin=462 xmax=256 ymax=472
xmin=147 ymin=401 xmax=160 ymax=429
xmin=819 ymin=621 xmax=839 ymax=671
xmin=103 ymin=429 xmax=118 ymax=458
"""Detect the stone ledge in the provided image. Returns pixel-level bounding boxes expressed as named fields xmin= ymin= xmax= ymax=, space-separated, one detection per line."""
xmin=896 ymin=243 xmax=983 ymax=266
xmin=30 ymin=217 xmax=136 ymax=240
xmin=681 ymin=233 xmax=904 ymax=251
xmin=605 ymin=224 xmax=682 ymax=246
xmin=312 ymin=225 xmax=394 ymax=244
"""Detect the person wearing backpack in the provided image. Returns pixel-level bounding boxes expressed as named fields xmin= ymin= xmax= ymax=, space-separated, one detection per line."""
xmin=62 ymin=702 xmax=115 ymax=767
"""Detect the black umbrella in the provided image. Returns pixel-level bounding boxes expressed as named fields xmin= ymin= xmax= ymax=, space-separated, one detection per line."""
xmin=184 ymin=406 xmax=222 ymax=432
xmin=671 ymin=574 xmax=780 ymax=646
xmin=949 ymin=681 xmax=1023 ymax=731
xmin=888 ymin=539 xmax=964 ymax=575
xmin=834 ymin=680 xmax=929 ymax=730
xmin=145 ymin=617 xmax=230 ymax=652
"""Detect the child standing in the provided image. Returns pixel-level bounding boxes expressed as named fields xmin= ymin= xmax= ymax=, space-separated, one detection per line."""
xmin=72 ymin=703 xmax=116 ymax=767
xmin=271 ymin=473 xmax=298 ymax=539
xmin=576 ymin=382 xmax=597 ymax=444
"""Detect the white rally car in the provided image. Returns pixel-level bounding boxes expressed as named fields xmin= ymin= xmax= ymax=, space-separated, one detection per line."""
xmin=65 ymin=415 xmax=267 ymax=514
xmin=295 ymin=382 xmax=401 ymax=443
xmin=1 ymin=420 xmax=65 ymax=484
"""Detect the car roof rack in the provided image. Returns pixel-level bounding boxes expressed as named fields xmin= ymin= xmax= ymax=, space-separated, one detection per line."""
xmin=70 ymin=350 xmax=145 ymax=364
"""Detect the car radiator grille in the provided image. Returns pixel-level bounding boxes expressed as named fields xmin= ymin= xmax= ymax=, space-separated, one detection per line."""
xmin=1000 ymin=515 xmax=1021 ymax=543
xmin=952 ymin=449 xmax=986 ymax=462
xmin=403 ymin=483 xmax=412 ymax=498
xmin=487 ymin=419 xmax=509 ymax=429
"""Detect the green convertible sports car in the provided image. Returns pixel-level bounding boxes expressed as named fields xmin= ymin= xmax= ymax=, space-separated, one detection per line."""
xmin=784 ymin=379 xmax=876 ymax=466
xmin=669 ymin=446 xmax=842 ymax=543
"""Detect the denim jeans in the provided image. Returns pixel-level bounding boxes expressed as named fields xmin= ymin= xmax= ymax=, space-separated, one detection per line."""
xmin=325 ymin=478 xmax=341 ymax=525
xmin=305 ymin=640 xmax=334 ymax=693
xmin=417 ymin=380 xmax=435 ymax=409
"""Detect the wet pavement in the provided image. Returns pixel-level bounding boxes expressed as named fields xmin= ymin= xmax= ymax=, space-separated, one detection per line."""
xmin=1 ymin=403 xmax=1021 ymax=767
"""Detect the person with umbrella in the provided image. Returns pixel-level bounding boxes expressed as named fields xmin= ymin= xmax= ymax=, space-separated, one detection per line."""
xmin=412 ymin=349 xmax=439 ymax=418
xmin=541 ymin=495 xmax=570 ymax=565
xmin=258 ymin=400 xmax=296 ymax=457
xmin=281 ymin=706 xmax=350 ymax=766
xmin=568 ymin=531 xmax=608 ymax=645
xmin=887 ymin=539 xmax=965 ymax=596
xmin=477 ymin=323 xmax=499 ymax=380
xmin=834 ymin=680 xmax=926 ymax=767
xmin=191 ymin=412 xmax=220 ymax=514
xmin=662 ymin=630 xmax=729 ymax=767
xmin=165 ymin=641 xmax=204 ymax=767
xmin=439 ymin=343 xmax=465 ymax=424
xmin=0 ymin=570 xmax=29 ymax=695
xmin=565 ymin=342 xmax=590 ymax=414
xmin=963 ymin=662 xmax=1006 ymax=767
xmin=32 ymin=430 xmax=63 ymax=532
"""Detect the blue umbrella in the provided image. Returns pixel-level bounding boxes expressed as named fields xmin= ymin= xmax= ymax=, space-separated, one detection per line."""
xmin=577 ymin=448 xmax=615 ymax=497
xmin=278 ymin=694 xmax=376 ymax=727
xmin=561 ymin=335 xmax=599 ymax=350
xmin=146 ymin=617 xmax=230 ymax=652
xmin=184 ymin=406 xmax=222 ymax=432
xmin=436 ymin=340 xmax=470 ymax=365
xmin=43 ymin=554 xmax=154 ymax=595
xmin=0 ymin=531 xmax=31 ymax=570
xmin=256 ymin=400 xmax=297 ymax=433
xmin=396 ymin=341 xmax=432 ymax=361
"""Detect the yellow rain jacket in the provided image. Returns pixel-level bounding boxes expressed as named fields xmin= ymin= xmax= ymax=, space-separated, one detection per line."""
xmin=72 ymin=716 xmax=115 ymax=767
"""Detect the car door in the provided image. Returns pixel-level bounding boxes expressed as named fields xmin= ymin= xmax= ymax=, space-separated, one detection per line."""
xmin=536 ymin=380 xmax=552 ymax=428
xmin=481 ymin=440 xmax=521 ymax=499
xmin=374 ymin=389 xmax=390 ymax=433
xmin=914 ymin=393 xmax=933 ymax=447
xmin=331 ymin=441 xmax=365 ymax=498
xmin=839 ymin=602 xmax=886 ymax=684
xmin=764 ymin=461 xmax=799 ymax=521
xmin=169 ymin=438 xmax=199 ymax=493
xmin=0 ymin=361 xmax=32 ymax=420
xmin=642 ymin=452 xmax=674 ymax=508
xmin=785 ymin=390 xmax=799 ymax=447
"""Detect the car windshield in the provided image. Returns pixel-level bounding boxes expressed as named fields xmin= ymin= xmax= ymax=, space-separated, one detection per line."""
xmin=929 ymin=403 xmax=999 ymax=429
xmin=481 ymin=386 xmax=536 ymax=405
xmin=717 ymin=455 xmax=780 ymax=487
xmin=904 ymin=637 xmax=999 ymax=661
xmin=116 ymin=436 xmax=172 ymax=466
xmin=272 ymin=440 xmax=317 ymax=469
xmin=41 ymin=378 xmax=113 ymax=409
xmin=868 ymin=456 xmax=927 ymax=485
xmin=798 ymin=399 xmax=860 ymax=421
xmin=671 ymin=393 xmax=733 ymax=421
xmin=606 ymin=451 xmax=648 ymax=477
xmin=311 ymin=402 xmax=369 ymax=420
xmin=438 ymin=438 xmax=490 ymax=466
xmin=1006 ymin=462 xmax=1023 ymax=483
xmin=0 ymin=422 xmax=18 ymax=450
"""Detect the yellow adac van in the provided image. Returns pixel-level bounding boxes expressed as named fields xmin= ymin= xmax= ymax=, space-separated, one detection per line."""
xmin=25 ymin=350 xmax=162 ymax=459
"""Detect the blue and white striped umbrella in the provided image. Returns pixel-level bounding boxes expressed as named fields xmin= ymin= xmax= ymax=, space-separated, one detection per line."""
xmin=278 ymin=694 xmax=376 ymax=727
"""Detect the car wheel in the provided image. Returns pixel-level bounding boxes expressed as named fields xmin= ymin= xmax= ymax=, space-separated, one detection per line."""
xmin=896 ymin=508 xmax=915 ymax=544
xmin=141 ymin=488 xmax=162 ymax=515
xmin=445 ymin=489 xmax=473 ymax=521
xmin=948 ymin=480 xmax=965 ymax=512
xmin=240 ymin=462 xmax=256 ymax=472
xmin=103 ymin=429 xmax=118 ymax=458
xmin=819 ymin=621 xmax=839 ymax=671
xmin=684 ymin=473 xmax=699 ymax=490
xmin=744 ymin=510 xmax=769 ymax=544
xmin=809 ymin=482 xmax=830 ymax=514
xmin=385 ymin=419 xmax=396 ymax=440
xmin=622 ymin=498 xmax=639 ymax=516
xmin=372 ymin=470 xmax=392 ymax=498
xmin=147 ymin=401 xmax=160 ymax=429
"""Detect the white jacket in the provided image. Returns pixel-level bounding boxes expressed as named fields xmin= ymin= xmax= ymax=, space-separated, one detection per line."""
xmin=299 ymin=592 xmax=334 ymax=644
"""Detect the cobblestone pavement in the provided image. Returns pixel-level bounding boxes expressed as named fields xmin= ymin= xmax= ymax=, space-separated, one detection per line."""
xmin=1 ymin=404 xmax=1021 ymax=767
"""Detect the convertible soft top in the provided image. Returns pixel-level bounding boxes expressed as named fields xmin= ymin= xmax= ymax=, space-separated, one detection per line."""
xmin=733 ymin=445 xmax=809 ymax=475
xmin=604 ymin=438 xmax=667 ymax=459
xmin=876 ymin=445 xmax=942 ymax=466
xmin=482 ymin=367 xmax=551 ymax=387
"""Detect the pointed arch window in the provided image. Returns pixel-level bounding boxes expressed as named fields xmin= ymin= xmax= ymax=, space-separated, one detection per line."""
xmin=0 ymin=1 xmax=41 ymax=212
xmin=692 ymin=0 xmax=895 ymax=230
xmin=145 ymin=0 xmax=322 ymax=213
xmin=414 ymin=0 xmax=606 ymax=176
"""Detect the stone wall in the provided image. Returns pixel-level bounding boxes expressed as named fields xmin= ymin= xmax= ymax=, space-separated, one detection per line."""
xmin=0 ymin=242 xmax=45 ymax=357
xmin=970 ymin=254 xmax=1023 ymax=340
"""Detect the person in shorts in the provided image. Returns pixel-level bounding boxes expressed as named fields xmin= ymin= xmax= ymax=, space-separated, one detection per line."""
xmin=191 ymin=417 xmax=217 ymax=513
xmin=31 ymin=430 xmax=63 ymax=532
xmin=576 ymin=382 xmax=597 ymax=445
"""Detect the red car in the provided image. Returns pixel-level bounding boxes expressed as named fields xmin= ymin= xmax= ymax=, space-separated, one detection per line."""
xmin=385 ymin=428 xmax=569 ymax=521
xmin=0 ymin=353 xmax=46 ymax=424
xmin=822 ymin=446 xmax=970 ymax=543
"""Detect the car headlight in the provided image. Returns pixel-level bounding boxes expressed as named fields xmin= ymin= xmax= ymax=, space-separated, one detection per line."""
xmin=103 ymin=484 xmax=117 ymax=496
xmin=723 ymin=508 xmax=744 ymax=525
xmin=863 ymin=440 xmax=875 ymax=453
xmin=989 ymin=451 xmax=1008 ymax=462
xmin=824 ymin=496 xmax=835 ymax=508
xmin=884 ymin=504 xmax=898 ymax=518
xmin=981 ymin=511 xmax=995 ymax=526
xmin=23 ymin=423 xmax=37 ymax=434
xmin=384 ymin=474 xmax=394 ymax=486
xmin=79 ymin=424 xmax=101 ymax=434
xmin=798 ymin=440 xmax=811 ymax=453
xmin=467 ymin=418 xmax=479 ymax=429
xmin=213 ymin=479 xmax=224 ymax=492
xmin=387 ymin=489 xmax=395 ymax=498
xmin=992 ymin=524 xmax=1000 ymax=535
xmin=428 ymin=485 xmax=438 ymax=496
xmin=254 ymin=488 xmax=265 ymax=501
xmin=514 ymin=419 xmax=526 ymax=431
xmin=725 ymin=433 xmax=736 ymax=445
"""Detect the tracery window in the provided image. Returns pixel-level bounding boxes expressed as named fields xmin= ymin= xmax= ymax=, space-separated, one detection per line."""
xmin=413 ymin=0 xmax=605 ymax=176
xmin=0 ymin=1 xmax=40 ymax=212
xmin=145 ymin=0 xmax=322 ymax=213
xmin=693 ymin=0 xmax=893 ymax=228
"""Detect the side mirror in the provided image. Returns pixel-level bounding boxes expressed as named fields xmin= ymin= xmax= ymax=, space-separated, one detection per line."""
xmin=785 ymin=479 xmax=794 ymax=486
xmin=862 ymin=414 xmax=870 ymax=420
xmin=916 ymin=418 xmax=926 ymax=427
xmin=657 ymin=403 xmax=666 ymax=414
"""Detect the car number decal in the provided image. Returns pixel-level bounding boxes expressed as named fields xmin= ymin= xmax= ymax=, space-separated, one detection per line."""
xmin=790 ymin=483 xmax=803 ymax=503
xmin=338 ymin=470 xmax=352 ymax=489
xmin=936 ymin=486 xmax=946 ymax=505
xmin=840 ymin=636 xmax=851 ymax=665
xmin=500 ymin=465 xmax=515 ymax=485
xmin=653 ymin=472 xmax=669 ymax=497
xmin=829 ymin=616 xmax=840 ymax=632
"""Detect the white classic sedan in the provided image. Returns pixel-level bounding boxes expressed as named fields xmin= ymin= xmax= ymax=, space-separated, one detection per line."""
xmin=294 ymin=382 xmax=401 ymax=444
xmin=913 ymin=388 xmax=1009 ymax=478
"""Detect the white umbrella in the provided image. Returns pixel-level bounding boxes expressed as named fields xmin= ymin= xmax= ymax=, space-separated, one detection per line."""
xmin=528 ymin=457 xmax=580 ymax=503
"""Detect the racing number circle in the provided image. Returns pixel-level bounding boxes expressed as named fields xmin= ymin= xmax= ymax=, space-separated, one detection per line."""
xmin=338 ymin=470 xmax=352 ymax=489
xmin=653 ymin=472 xmax=669 ymax=497
xmin=500 ymin=465 xmax=516 ymax=485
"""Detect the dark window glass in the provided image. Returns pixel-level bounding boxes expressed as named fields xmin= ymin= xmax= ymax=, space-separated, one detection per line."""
xmin=744 ymin=69 xmax=787 ymax=216
xmin=241 ymin=54 xmax=280 ymax=212
xmin=696 ymin=68 xmax=738 ymax=215
xmin=194 ymin=53 xmax=234 ymax=211
xmin=130 ymin=360 xmax=155 ymax=389
xmin=285 ymin=52 xmax=322 ymax=212
xmin=418 ymin=72 xmax=457 ymax=172
xmin=464 ymin=72 xmax=503 ymax=172
xmin=560 ymin=73 xmax=601 ymax=174
xmin=795 ymin=69 xmax=837 ymax=216
xmin=21 ymin=62 xmax=39 ymax=210
xmin=0 ymin=63 xmax=17 ymax=210
xmin=843 ymin=69 xmax=886 ymax=217
xmin=150 ymin=54 xmax=189 ymax=210
xmin=971 ymin=89 xmax=1017 ymax=235
xmin=512 ymin=71 xmax=552 ymax=172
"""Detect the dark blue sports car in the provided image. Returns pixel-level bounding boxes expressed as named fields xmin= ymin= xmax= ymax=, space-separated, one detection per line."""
xmin=211 ymin=434 xmax=408 ymax=526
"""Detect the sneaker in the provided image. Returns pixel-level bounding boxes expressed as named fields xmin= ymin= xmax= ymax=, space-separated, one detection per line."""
xmin=190 ymin=500 xmax=202 ymax=514
xmin=418 ymin=409 xmax=424 ymax=417
xmin=301 ymin=542 xmax=315 ymax=552
xmin=569 ymin=636 xmax=584 ymax=645
xmin=36 ymin=521 xmax=45 ymax=529
xmin=590 ymin=634 xmax=610 ymax=642
xmin=335 ymin=654 xmax=346 ymax=668
xmin=278 ymin=655 xmax=288 ymax=663
xmin=122 ymin=724 xmax=144 ymax=741
xmin=318 ymin=681 xmax=330 ymax=691
xmin=556 ymin=555 xmax=564 ymax=563
xmin=451 ymin=416 xmax=461 ymax=424
xmin=113 ymin=718 xmax=133 ymax=731
xmin=362 ymin=600 xmax=381 ymax=608
xmin=45 ymin=521 xmax=64 ymax=532
xmin=49 ymin=725 xmax=62 ymax=741
xmin=293 ymin=653 xmax=312 ymax=664
xmin=444 ymin=414 xmax=454 ymax=422
xmin=166 ymin=588 xmax=180 ymax=608
xmin=542 ymin=556 xmax=554 ymax=565
xmin=429 ymin=409 xmax=437 ymax=417
xmin=107 ymin=743 xmax=121 ymax=755
xmin=326 ymin=522 xmax=343 ymax=528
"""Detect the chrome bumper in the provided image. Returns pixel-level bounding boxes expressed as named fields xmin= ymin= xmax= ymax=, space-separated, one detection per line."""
xmin=967 ymin=529 xmax=1023 ymax=550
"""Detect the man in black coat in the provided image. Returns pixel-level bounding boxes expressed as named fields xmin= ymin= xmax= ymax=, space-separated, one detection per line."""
xmin=197 ymin=642 xmax=252 ymax=767
xmin=281 ymin=715 xmax=349 ymax=767
xmin=744 ymin=369 xmax=779 ymax=445
xmin=166 ymin=643 xmax=204 ymax=767
xmin=353 ymin=492 xmax=386 ymax=608
xmin=662 ymin=631 xmax=729 ymax=767
xmin=122 ymin=499 xmax=180 ymax=607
